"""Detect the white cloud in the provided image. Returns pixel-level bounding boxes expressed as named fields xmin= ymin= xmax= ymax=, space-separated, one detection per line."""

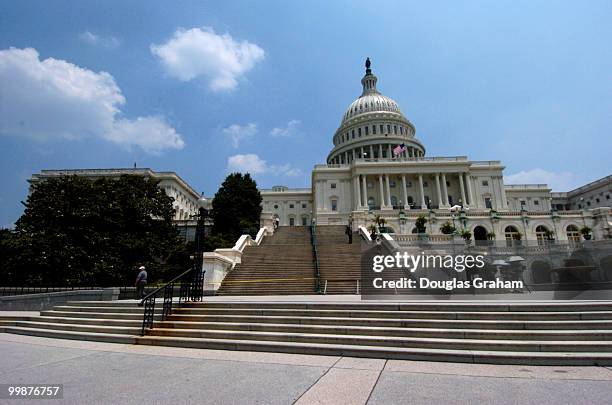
xmin=108 ymin=117 xmax=184 ymax=154
xmin=270 ymin=119 xmax=301 ymax=137
xmin=79 ymin=31 xmax=120 ymax=49
xmin=222 ymin=123 xmax=257 ymax=148
xmin=227 ymin=154 xmax=302 ymax=177
xmin=0 ymin=47 xmax=183 ymax=153
xmin=150 ymin=27 xmax=265 ymax=91
xmin=505 ymin=168 xmax=581 ymax=191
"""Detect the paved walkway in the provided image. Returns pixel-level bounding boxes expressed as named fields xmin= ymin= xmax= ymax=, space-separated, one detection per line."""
xmin=1 ymin=333 xmax=611 ymax=404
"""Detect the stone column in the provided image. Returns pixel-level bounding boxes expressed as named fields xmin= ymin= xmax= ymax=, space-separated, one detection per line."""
xmin=435 ymin=174 xmax=443 ymax=208
xmin=378 ymin=175 xmax=385 ymax=208
xmin=354 ymin=175 xmax=361 ymax=209
xmin=369 ymin=145 xmax=374 ymax=159
xmin=385 ymin=175 xmax=392 ymax=208
xmin=466 ymin=173 xmax=474 ymax=207
xmin=402 ymin=174 xmax=409 ymax=209
xmin=499 ymin=176 xmax=509 ymax=209
xmin=441 ymin=173 xmax=449 ymax=207
xmin=378 ymin=144 xmax=383 ymax=159
xmin=361 ymin=175 xmax=368 ymax=207
xmin=388 ymin=144 xmax=392 ymax=159
xmin=459 ymin=173 xmax=467 ymax=207
xmin=352 ymin=149 xmax=355 ymax=161
xmin=418 ymin=174 xmax=426 ymax=209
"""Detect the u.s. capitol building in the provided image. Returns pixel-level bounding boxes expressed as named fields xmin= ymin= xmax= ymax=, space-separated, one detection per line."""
xmin=260 ymin=59 xmax=611 ymax=242
xmin=31 ymin=59 xmax=611 ymax=243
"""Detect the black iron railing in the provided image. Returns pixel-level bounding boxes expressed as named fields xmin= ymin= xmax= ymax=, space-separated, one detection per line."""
xmin=139 ymin=265 xmax=204 ymax=335
xmin=0 ymin=286 xmax=98 ymax=297
xmin=310 ymin=222 xmax=321 ymax=293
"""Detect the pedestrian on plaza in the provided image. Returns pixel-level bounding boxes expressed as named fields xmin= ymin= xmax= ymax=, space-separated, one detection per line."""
xmin=135 ymin=265 xmax=148 ymax=300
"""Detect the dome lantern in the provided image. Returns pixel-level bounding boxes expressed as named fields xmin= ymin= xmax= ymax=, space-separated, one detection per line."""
xmin=361 ymin=57 xmax=379 ymax=96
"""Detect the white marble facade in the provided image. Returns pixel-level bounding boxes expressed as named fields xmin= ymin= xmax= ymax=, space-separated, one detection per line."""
xmin=261 ymin=59 xmax=612 ymax=242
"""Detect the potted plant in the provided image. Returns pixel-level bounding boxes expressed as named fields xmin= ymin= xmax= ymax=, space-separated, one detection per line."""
xmin=440 ymin=221 xmax=455 ymax=235
xmin=460 ymin=229 xmax=472 ymax=244
xmin=414 ymin=215 xmax=428 ymax=240
xmin=486 ymin=231 xmax=496 ymax=240
xmin=378 ymin=217 xmax=388 ymax=233
xmin=580 ymin=226 xmax=592 ymax=240
xmin=367 ymin=224 xmax=378 ymax=240
xmin=543 ymin=229 xmax=555 ymax=241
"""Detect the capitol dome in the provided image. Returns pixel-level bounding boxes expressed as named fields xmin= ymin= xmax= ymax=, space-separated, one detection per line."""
xmin=327 ymin=58 xmax=425 ymax=164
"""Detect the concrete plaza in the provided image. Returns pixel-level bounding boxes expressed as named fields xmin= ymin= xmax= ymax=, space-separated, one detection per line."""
xmin=1 ymin=332 xmax=611 ymax=405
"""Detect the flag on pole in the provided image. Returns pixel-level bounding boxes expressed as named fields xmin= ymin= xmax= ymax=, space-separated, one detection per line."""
xmin=393 ymin=143 xmax=407 ymax=156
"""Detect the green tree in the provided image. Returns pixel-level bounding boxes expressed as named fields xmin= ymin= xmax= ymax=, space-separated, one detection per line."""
xmin=211 ymin=173 xmax=262 ymax=242
xmin=2 ymin=175 xmax=191 ymax=286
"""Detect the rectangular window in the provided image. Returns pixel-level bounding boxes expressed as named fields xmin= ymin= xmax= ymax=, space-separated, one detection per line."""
xmin=485 ymin=197 xmax=492 ymax=209
xmin=289 ymin=204 xmax=294 ymax=208
xmin=380 ymin=124 xmax=384 ymax=133
xmin=365 ymin=126 xmax=369 ymax=135
xmin=331 ymin=199 xmax=338 ymax=211
xmin=358 ymin=128 xmax=362 ymax=137
xmin=520 ymin=200 xmax=526 ymax=207
xmin=351 ymin=130 xmax=355 ymax=139
xmin=423 ymin=181 xmax=428 ymax=187
xmin=400 ymin=127 xmax=404 ymax=135
xmin=289 ymin=217 xmax=295 ymax=226
xmin=394 ymin=125 xmax=397 ymax=134
xmin=331 ymin=183 xmax=336 ymax=189
xmin=302 ymin=203 xmax=307 ymax=208
xmin=302 ymin=217 xmax=307 ymax=226
xmin=387 ymin=124 xmax=391 ymax=133
xmin=407 ymin=181 xmax=412 ymax=187
xmin=482 ymin=180 xmax=489 ymax=186
xmin=372 ymin=125 xmax=376 ymax=134
xmin=390 ymin=181 xmax=396 ymax=188
xmin=534 ymin=200 xmax=539 ymax=205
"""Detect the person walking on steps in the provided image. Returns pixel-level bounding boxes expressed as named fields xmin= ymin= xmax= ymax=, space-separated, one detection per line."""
xmin=135 ymin=265 xmax=148 ymax=301
xmin=346 ymin=224 xmax=353 ymax=244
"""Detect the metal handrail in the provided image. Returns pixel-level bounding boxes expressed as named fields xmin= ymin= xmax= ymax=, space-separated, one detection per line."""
xmin=139 ymin=265 xmax=203 ymax=336
xmin=310 ymin=222 xmax=322 ymax=293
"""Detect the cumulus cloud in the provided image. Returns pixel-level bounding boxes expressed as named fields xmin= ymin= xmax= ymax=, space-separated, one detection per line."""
xmin=270 ymin=119 xmax=301 ymax=137
xmin=150 ymin=27 xmax=265 ymax=91
xmin=79 ymin=31 xmax=120 ymax=49
xmin=222 ymin=123 xmax=257 ymax=148
xmin=505 ymin=168 xmax=581 ymax=191
xmin=227 ymin=154 xmax=302 ymax=177
xmin=0 ymin=47 xmax=183 ymax=153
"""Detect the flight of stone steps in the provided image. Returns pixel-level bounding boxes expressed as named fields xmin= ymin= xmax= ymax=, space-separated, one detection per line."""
xmin=316 ymin=226 xmax=362 ymax=294
xmin=2 ymin=300 xmax=612 ymax=365
xmin=216 ymin=226 xmax=316 ymax=295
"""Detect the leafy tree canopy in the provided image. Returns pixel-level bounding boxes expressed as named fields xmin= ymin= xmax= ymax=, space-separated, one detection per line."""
xmin=211 ymin=173 xmax=262 ymax=242
xmin=1 ymin=175 xmax=191 ymax=286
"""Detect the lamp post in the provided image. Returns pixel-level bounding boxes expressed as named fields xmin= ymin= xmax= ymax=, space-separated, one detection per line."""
xmin=520 ymin=208 xmax=529 ymax=242
xmin=579 ymin=197 xmax=587 ymax=227
xmin=549 ymin=197 xmax=559 ymax=241
xmin=399 ymin=210 xmax=406 ymax=234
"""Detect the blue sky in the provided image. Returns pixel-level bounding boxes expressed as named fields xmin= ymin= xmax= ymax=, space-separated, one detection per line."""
xmin=1 ymin=0 xmax=611 ymax=227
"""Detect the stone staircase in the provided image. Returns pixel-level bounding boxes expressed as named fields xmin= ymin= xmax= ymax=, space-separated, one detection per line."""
xmin=316 ymin=226 xmax=362 ymax=294
xmin=2 ymin=300 xmax=612 ymax=365
xmin=216 ymin=226 xmax=316 ymax=295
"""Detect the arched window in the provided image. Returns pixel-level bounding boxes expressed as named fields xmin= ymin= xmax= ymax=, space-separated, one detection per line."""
xmin=504 ymin=225 xmax=520 ymax=246
xmin=535 ymin=225 xmax=550 ymax=245
xmin=566 ymin=225 xmax=580 ymax=243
